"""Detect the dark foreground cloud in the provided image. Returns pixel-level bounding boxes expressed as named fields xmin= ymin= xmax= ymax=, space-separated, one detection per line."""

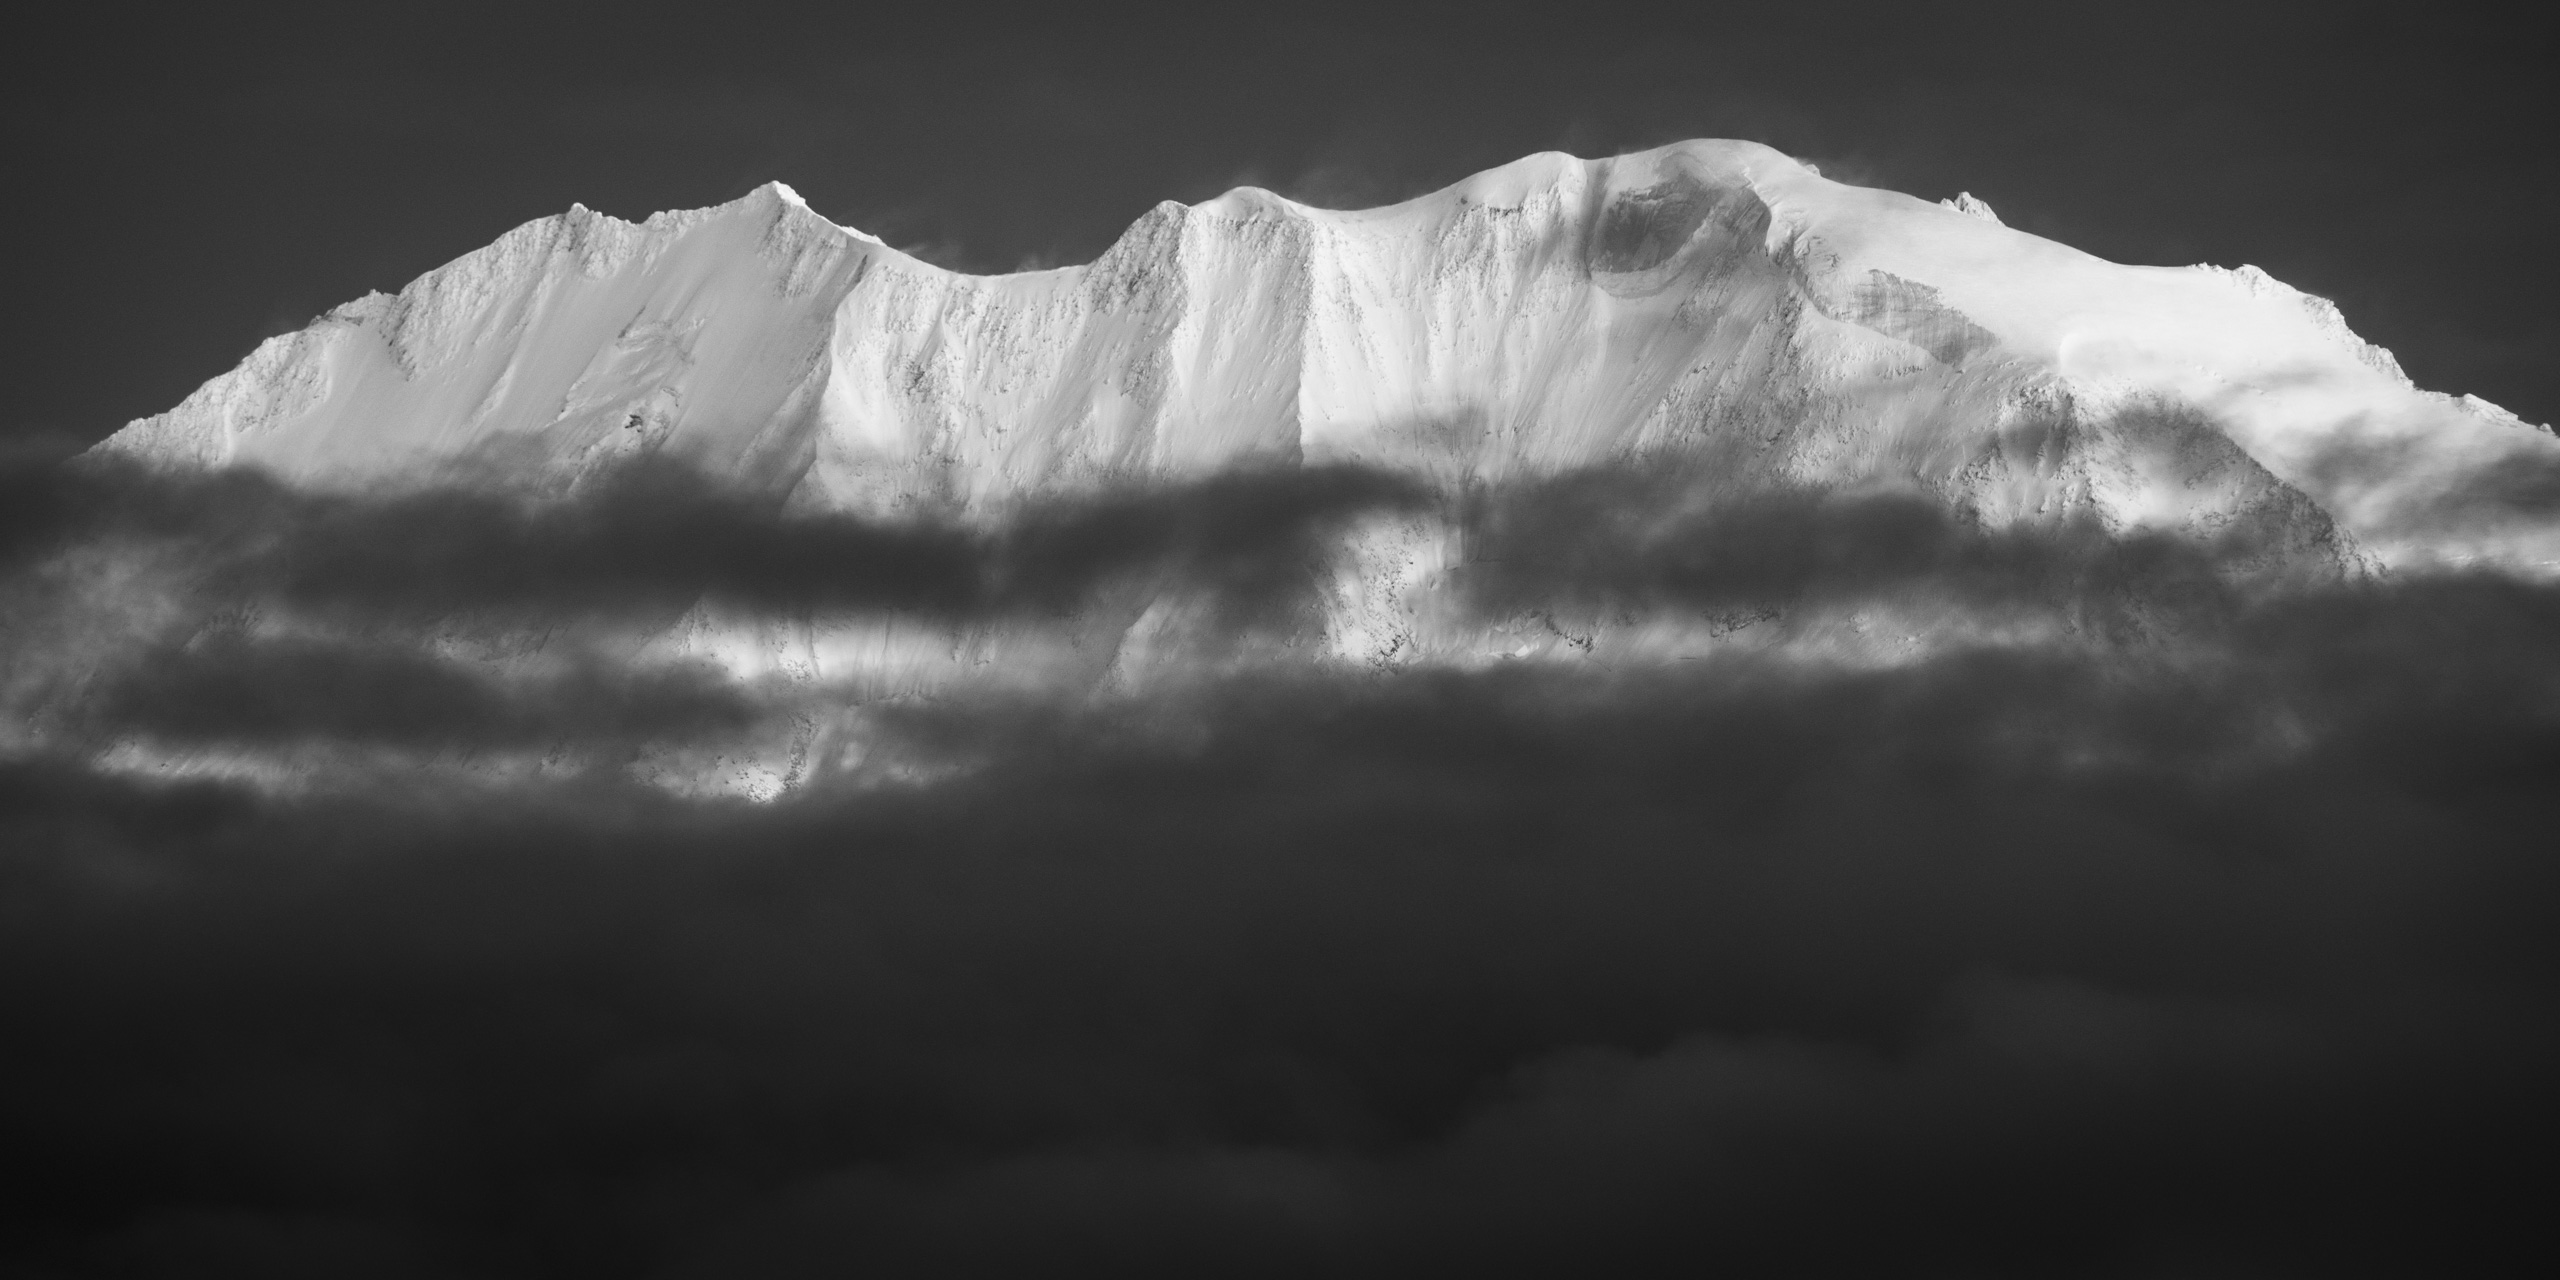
xmin=1456 ymin=471 xmax=2266 ymax=641
xmin=2 ymin=452 xmax=2556 ymax=1276
xmin=79 ymin=635 xmax=760 ymax=753
xmin=2 ymin=455 xmax=1427 ymax=626
xmin=6 ymin=596 xmax=2559 ymax=1276
xmin=3 ymin=454 xmax=1433 ymax=764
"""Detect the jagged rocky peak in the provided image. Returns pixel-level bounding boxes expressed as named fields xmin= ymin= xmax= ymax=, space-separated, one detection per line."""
xmin=1940 ymin=192 xmax=2003 ymax=224
xmin=95 ymin=139 xmax=2559 ymax=571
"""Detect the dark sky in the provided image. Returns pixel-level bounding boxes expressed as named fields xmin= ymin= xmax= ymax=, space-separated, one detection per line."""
xmin=6 ymin=0 xmax=2551 ymax=453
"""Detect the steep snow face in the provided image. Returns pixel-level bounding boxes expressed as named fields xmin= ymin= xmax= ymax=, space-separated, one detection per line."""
xmin=101 ymin=140 xmax=2557 ymax=570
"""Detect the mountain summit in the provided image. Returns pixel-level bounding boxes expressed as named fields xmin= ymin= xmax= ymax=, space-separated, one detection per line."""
xmin=97 ymin=140 xmax=2556 ymax=577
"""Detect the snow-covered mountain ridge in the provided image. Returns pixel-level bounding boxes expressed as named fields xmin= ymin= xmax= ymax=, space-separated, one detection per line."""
xmin=98 ymin=139 xmax=2556 ymax=574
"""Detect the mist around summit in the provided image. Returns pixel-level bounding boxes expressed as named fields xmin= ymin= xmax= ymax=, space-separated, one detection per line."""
xmin=5 ymin=140 xmax=2559 ymax=1276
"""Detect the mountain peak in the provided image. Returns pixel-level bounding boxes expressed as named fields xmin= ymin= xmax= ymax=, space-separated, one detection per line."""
xmin=93 ymin=141 xmax=2560 ymax=574
xmin=1940 ymin=191 xmax=2003 ymax=224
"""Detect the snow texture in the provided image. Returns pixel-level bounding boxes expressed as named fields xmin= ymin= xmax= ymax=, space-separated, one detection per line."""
xmin=73 ymin=139 xmax=2560 ymax=792
xmin=96 ymin=141 xmax=2560 ymax=595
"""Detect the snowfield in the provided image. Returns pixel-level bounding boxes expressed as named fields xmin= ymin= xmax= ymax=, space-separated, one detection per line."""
xmin=98 ymin=140 xmax=2556 ymax=572
xmin=63 ymin=140 xmax=2560 ymax=792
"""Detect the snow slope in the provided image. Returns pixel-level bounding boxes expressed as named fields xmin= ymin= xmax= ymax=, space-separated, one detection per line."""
xmin=99 ymin=140 xmax=2556 ymax=575
xmin=73 ymin=140 xmax=2560 ymax=793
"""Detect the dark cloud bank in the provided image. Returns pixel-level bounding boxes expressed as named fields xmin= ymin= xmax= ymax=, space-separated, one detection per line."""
xmin=3 ymin=454 xmax=2556 ymax=1278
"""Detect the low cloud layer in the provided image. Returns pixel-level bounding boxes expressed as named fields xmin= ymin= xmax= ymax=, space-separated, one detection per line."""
xmin=2 ymin=451 xmax=2554 ymax=1276
xmin=5 ymin=456 xmax=1427 ymax=623
xmin=84 ymin=634 xmax=759 ymax=752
